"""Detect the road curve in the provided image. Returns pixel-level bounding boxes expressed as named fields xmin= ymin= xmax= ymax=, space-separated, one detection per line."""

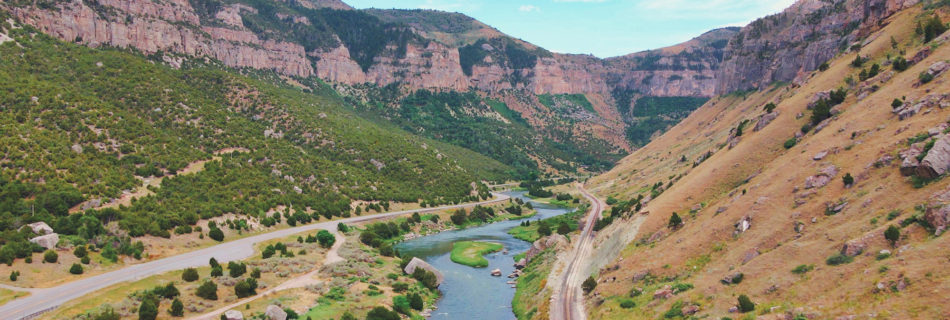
xmin=551 ymin=184 xmax=604 ymax=320
xmin=0 ymin=193 xmax=511 ymax=320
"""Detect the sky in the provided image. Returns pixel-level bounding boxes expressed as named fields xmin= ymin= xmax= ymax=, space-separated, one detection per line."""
xmin=345 ymin=0 xmax=797 ymax=58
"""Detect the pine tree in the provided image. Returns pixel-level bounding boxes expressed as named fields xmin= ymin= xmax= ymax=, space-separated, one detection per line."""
xmin=168 ymin=298 xmax=184 ymax=317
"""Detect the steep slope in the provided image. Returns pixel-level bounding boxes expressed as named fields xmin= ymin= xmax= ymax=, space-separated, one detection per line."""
xmin=0 ymin=15 xmax=506 ymax=263
xmin=576 ymin=2 xmax=950 ymax=319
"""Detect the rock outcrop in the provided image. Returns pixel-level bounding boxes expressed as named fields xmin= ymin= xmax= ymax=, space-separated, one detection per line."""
xmin=224 ymin=310 xmax=244 ymax=320
xmin=30 ymin=233 xmax=59 ymax=249
xmin=264 ymin=305 xmax=287 ymax=320
xmin=404 ymin=257 xmax=444 ymax=287
xmin=917 ymin=135 xmax=950 ymax=179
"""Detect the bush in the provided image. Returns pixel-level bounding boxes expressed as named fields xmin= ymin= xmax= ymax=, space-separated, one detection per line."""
xmin=892 ymin=98 xmax=904 ymax=108
xmin=154 ymin=283 xmax=179 ymax=299
xmin=826 ymin=253 xmax=854 ymax=266
xmin=842 ymin=173 xmax=854 ymax=186
xmin=409 ymin=293 xmax=424 ymax=310
xmin=317 ymin=230 xmax=336 ymax=248
xmin=69 ymin=263 xmax=84 ymax=275
xmin=392 ymin=295 xmax=411 ymax=315
xmin=819 ymin=62 xmax=830 ymax=71
xmin=668 ymin=212 xmax=682 ymax=229
xmin=783 ymin=138 xmax=797 ymax=150
xmin=44 ymin=250 xmax=58 ymax=263
xmin=182 ymin=268 xmax=199 ymax=282
xmin=9 ymin=271 xmax=18 ymax=281
xmin=619 ymin=299 xmax=636 ymax=309
xmin=73 ymin=246 xmax=88 ymax=258
xmin=366 ymin=307 xmax=400 ymax=320
xmin=250 ymin=268 xmax=261 ymax=279
xmin=920 ymin=72 xmax=935 ymax=84
xmin=228 ymin=262 xmax=246 ymax=278
xmin=582 ymin=276 xmax=597 ymax=294
xmin=893 ymin=56 xmax=909 ymax=71
xmin=210 ymin=265 xmax=223 ymax=277
xmin=168 ymin=298 xmax=184 ymax=317
xmin=196 ymin=281 xmax=218 ymax=300
xmin=557 ymin=222 xmax=572 ymax=235
xmin=737 ymin=294 xmax=755 ymax=313
xmin=923 ymin=15 xmax=948 ymax=43
xmin=884 ymin=225 xmax=901 ymax=246
xmin=337 ymin=223 xmax=349 ymax=233
xmin=763 ymin=103 xmax=777 ymax=113
xmin=537 ymin=222 xmax=552 ymax=236
xmin=791 ymin=264 xmax=814 ymax=275
xmin=138 ymin=298 xmax=159 ymax=320
xmin=234 ymin=278 xmax=258 ymax=298
xmin=208 ymin=228 xmax=224 ymax=242
xmin=81 ymin=256 xmax=90 ymax=264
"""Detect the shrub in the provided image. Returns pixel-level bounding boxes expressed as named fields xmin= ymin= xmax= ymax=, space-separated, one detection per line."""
xmin=210 ymin=265 xmax=223 ymax=277
xmin=850 ymin=55 xmax=865 ymax=68
xmin=182 ymin=268 xmax=199 ymax=282
xmin=582 ymin=276 xmax=597 ymax=294
xmin=317 ymin=230 xmax=336 ymax=248
xmin=737 ymin=294 xmax=755 ymax=313
xmin=234 ymin=278 xmax=258 ymax=298
xmin=557 ymin=222 xmax=572 ymax=235
xmin=228 ymin=262 xmax=246 ymax=278
xmin=668 ymin=212 xmax=682 ymax=229
xmin=341 ymin=312 xmax=356 ymax=320
xmin=763 ymin=103 xmax=777 ymax=113
xmin=69 ymin=263 xmax=83 ymax=275
xmin=537 ymin=222 xmax=552 ymax=236
xmin=884 ymin=225 xmax=901 ymax=246
xmin=73 ymin=246 xmax=88 ymax=258
xmin=891 ymin=98 xmax=904 ymax=108
xmin=920 ymin=72 xmax=935 ymax=84
xmin=783 ymin=138 xmax=797 ymax=149
xmin=366 ymin=307 xmax=400 ymax=320
xmin=392 ymin=295 xmax=411 ymax=315
xmin=154 ymin=283 xmax=179 ymax=299
xmin=409 ymin=293 xmax=424 ymax=310
xmin=9 ymin=271 xmax=18 ymax=281
xmin=250 ymin=268 xmax=261 ymax=279
xmin=337 ymin=223 xmax=349 ymax=233
xmin=842 ymin=173 xmax=854 ymax=186
xmin=819 ymin=62 xmax=830 ymax=71
xmin=620 ymin=299 xmax=636 ymax=309
xmin=671 ymin=282 xmax=693 ymax=293
xmin=168 ymin=298 xmax=184 ymax=317
xmin=138 ymin=298 xmax=159 ymax=320
xmin=791 ymin=264 xmax=814 ymax=275
xmin=208 ymin=228 xmax=224 ymax=242
xmin=923 ymin=15 xmax=948 ymax=43
xmin=44 ymin=250 xmax=58 ymax=263
xmin=893 ymin=56 xmax=909 ymax=71
xmin=195 ymin=281 xmax=218 ymax=300
xmin=826 ymin=253 xmax=854 ymax=266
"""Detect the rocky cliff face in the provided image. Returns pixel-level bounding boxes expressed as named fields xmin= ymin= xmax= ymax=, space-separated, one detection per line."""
xmin=2 ymin=0 xmax=731 ymax=99
xmin=717 ymin=0 xmax=921 ymax=93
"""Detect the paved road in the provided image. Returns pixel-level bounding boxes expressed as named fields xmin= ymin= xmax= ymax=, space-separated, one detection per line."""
xmin=0 ymin=193 xmax=511 ymax=320
xmin=551 ymin=184 xmax=604 ymax=320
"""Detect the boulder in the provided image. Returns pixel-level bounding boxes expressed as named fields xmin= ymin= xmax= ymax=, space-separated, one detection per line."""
xmin=813 ymin=151 xmax=829 ymax=161
xmin=490 ymin=269 xmax=502 ymax=277
xmin=925 ymin=205 xmax=950 ymax=235
xmin=30 ymin=233 xmax=59 ymax=249
xmin=404 ymin=257 xmax=444 ymax=286
xmin=754 ymin=112 xmax=779 ymax=132
xmin=523 ymin=234 xmax=567 ymax=263
xmin=26 ymin=222 xmax=54 ymax=235
xmin=841 ymin=238 xmax=868 ymax=257
xmin=514 ymin=258 xmax=527 ymax=269
xmin=927 ymin=61 xmax=949 ymax=77
xmin=224 ymin=310 xmax=244 ymax=320
xmin=681 ymin=305 xmax=700 ymax=316
xmin=917 ymin=135 xmax=950 ymax=179
xmin=899 ymin=143 xmax=924 ymax=176
xmin=807 ymin=91 xmax=831 ymax=109
xmin=653 ymin=285 xmax=673 ymax=300
xmin=735 ymin=216 xmax=752 ymax=234
xmin=804 ymin=165 xmax=838 ymax=189
xmin=264 ymin=305 xmax=287 ymax=320
xmin=741 ymin=248 xmax=760 ymax=264
xmin=71 ymin=144 xmax=83 ymax=154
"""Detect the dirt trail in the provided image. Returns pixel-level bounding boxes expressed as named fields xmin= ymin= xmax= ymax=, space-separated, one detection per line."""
xmin=189 ymin=230 xmax=345 ymax=320
xmin=550 ymin=184 xmax=603 ymax=320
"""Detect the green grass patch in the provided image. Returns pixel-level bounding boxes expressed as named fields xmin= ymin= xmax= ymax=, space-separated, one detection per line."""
xmin=450 ymin=241 xmax=504 ymax=268
xmin=508 ymin=209 xmax=582 ymax=242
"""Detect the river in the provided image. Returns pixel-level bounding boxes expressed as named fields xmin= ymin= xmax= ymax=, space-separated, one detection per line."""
xmin=394 ymin=191 xmax=573 ymax=320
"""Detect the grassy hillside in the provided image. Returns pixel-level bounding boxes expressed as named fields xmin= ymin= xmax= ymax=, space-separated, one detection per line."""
xmin=583 ymin=5 xmax=950 ymax=319
xmin=0 ymin=16 xmax=507 ymax=263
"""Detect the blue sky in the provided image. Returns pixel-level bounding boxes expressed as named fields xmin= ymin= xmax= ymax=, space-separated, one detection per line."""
xmin=345 ymin=0 xmax=797 ymax=57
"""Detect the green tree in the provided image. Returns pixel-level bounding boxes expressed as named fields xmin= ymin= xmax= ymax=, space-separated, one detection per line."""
xmin=409 ymin=293 xmax=424 ymax=310
xmin=340 ymin=312 xmax=356 ymax=320
xmin=892 ymin=98 xmax=904 ymax=108
xmin=196 ymin=281 xmax=218 ymax=300
xmin=763 ymin=103 xmax=777 ymax=113
xmin=228 ymin=262 xmax=246 ymax=278
xmin=884 ymin=225 xmax=901 ymax=246
xmin=737 ymin=294 xmax=755 ymax=313
xmin=234 ymin=278 xmax=258 ymax=298
xmin=138 ymin=298 xmax=159 ymax=320
xmin=337 ymin=223 xmax=349 ymax=233
xmin=366 ymin=307 xmax=400 ymax=320
xmin=316 ymin=230 xmax=336 ymax=248
xmin=392 ymin=295 xmax=411 ymax=315
xmin=69 ymin=263 xmax=84 ymax=275
xmin=73 ymin=246 xmax=88 ymax=258
xmin=44 ymin=250 xmax=58 ymax=263
xmin=250 ymin=268 xmax=261 ymax=279
xmin=843 ymin=173 xmax=854 ymax=186
xmin=668 ymin=212 xmax=682 ymax=229
xmin=168 ymin=298 xmax=184 ymax=317
xmin=537 ymin=222 xmax=552 ymax=236
xmin=182 ymin=268 xmax=199 ymax=282
xmin=557 ymin=222 xmax=572 ymax=235
xmin=9 ymin=271 xmax=18 ymax=281
xmin=208 ymin=228 xmax=224 ymax=242
xmin=582 ymin=276 xmax=597 ymax=294
xmin=210 ymin=265 xmax=223 ymax=277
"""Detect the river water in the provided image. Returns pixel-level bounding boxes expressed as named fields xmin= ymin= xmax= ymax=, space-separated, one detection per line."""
xmin=394 ymin=191 xmax=573 ymax=320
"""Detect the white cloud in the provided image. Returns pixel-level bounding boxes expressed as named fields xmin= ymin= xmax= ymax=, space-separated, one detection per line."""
xmin=519 ymin=5 xmax=540 ymax=12
xmin=554 ymin=0 xmax=608 ymax=2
